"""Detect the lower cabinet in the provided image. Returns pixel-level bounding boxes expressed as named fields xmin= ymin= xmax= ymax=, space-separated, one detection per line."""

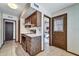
xmin=21 ymin=34 xmax=27 ymax=51
xmin=26 ymin=36 xmax=31 ymax=53
xmin=26 ymin=36 xmax=41 ymax=56
xmin=21 ymin=34 xmax=41 ymax=56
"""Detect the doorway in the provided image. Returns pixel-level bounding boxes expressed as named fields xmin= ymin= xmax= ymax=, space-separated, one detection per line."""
xmin=52 ymin=14 xmax=67 ymax=50
xmin=5 ymin=22 xmax=13 ymax=41
xmin=3 ymin=19 xmax=16 ymax=42
xmin=43 ymin=15 xmax=50 ymax=50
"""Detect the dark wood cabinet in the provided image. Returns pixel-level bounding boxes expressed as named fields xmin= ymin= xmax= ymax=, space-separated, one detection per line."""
xmin=31 ymin=12 xmax=37 ymax=26
xmin=25 ymin=11 xmax=41 ymax=27
xmin=26 ymin=36 xmax=31 ymax=53
xmin=26 ymin=35 xmax=41 ymax=56
xmin=25 ymin=17 xmax=31 ymax=23
xmin=21 ymin=34 xmax=41 ymax=56
xmin=21 ymin=34 xmax=27 ymax=51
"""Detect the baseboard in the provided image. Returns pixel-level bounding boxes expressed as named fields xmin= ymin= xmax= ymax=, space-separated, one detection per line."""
xmin=15 ymin=40 xmax=18 ymax=43
xmin=52 ymin=45 xmax=79 ymax=56
xmin=67 ymin=51 xmax=79 ymax=56
xmin=41 ymin=49 xmax=44 ymax=52
xmin=0 ymin=43 xmax=4 ymax=49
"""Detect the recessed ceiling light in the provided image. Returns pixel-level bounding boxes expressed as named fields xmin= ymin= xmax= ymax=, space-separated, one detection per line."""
xmin=8 ymin=3 xmax=17 ymax=9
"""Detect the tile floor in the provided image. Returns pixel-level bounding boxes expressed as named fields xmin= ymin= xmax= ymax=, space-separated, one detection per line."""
xmin=0 ymin=40 xmax=75 ymax=56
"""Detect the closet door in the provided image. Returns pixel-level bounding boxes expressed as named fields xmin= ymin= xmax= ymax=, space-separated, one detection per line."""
xmin=52 ymin=14 xmax=67 ymax=50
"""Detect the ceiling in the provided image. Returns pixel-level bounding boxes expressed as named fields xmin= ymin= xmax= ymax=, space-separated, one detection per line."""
xmin=38 ymin=3 xmax=75 ymax=15
xmin=21 ymin=7 xmax=36 ymax=18
xmin=0 ymin=3 xmax=26 ymax=17
xmin=0 ymin=3 xmax=75 ymax=17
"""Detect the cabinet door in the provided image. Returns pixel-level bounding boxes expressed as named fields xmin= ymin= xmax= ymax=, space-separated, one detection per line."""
xmin=31 ymin=13 xmax=37 ymax=27
xmin=25 ymin=17 xmax=31 ymax=24
xmin=37 ymin=11 xmax=41 ymax=26
xmin=26 ymin=36 xmax=31 ymax=54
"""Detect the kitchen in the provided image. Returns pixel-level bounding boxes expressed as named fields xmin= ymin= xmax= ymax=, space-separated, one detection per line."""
xmin=20 ymin=8 xmax=42 ymax=55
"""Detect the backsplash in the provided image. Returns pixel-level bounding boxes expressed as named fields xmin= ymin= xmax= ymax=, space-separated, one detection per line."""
xmin=27 ymin=27 xmax=41 ymax=34
xmin=30 ymin=29 xmax=36 ymax=34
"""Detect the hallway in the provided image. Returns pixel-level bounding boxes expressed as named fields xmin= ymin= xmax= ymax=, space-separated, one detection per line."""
xmin=0 ymin=40 xmax=75 ymax=56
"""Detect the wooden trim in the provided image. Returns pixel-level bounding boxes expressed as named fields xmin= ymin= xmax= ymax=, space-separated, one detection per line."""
xmin=44 ymin=15 xmax=51 ymax=19
xmin=44 ymin=15 xmax=52 ymax=46
xmin=18 ymin=19 xmax=20 ymax=42
xmin=65 ymin=14 xmax=67 ymax=51
xmin=14 ymin=21 xmax=17 ymax=41
xmin=52 ymin=13 xmax=67 ymax=18
xmin=49 ymin=18 xmax=52 ymax=46
xmin=52 ymin=46 xmax=78 ymax=56
xmin=67 ymin=51 xmax=79 ymax=56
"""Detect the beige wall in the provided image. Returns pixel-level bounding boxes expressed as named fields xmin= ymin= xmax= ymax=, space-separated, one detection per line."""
xmin=52 ymin=4 xmax=79 ymax=55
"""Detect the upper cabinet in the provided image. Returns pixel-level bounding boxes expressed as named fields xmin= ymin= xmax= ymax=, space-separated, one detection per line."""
xmin=31 ymin=12 xmax=37 ymax=27
xmin=25 ymin=11 xmax=41 ymax=27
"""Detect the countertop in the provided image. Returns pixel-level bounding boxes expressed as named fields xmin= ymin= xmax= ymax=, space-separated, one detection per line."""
xmin=21 ymin=33 xmax=41 ymax=37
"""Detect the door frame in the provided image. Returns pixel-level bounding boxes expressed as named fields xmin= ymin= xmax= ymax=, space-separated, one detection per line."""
xmin=18 ymin=19 xmax=20 ymax=42
xmin=52 ymin=13 xmax=67 ymax=50
xmin=3 ymin=19 xmax=16 ymax=42
xmin=44 ymin=15 xmax=52 ymax=46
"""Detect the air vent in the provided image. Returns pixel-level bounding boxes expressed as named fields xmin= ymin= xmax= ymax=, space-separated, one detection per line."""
xmin=8 ymin=16 xmax=13 ymax=18
xmin=34 ymin=3 xmax=39 ymax=8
